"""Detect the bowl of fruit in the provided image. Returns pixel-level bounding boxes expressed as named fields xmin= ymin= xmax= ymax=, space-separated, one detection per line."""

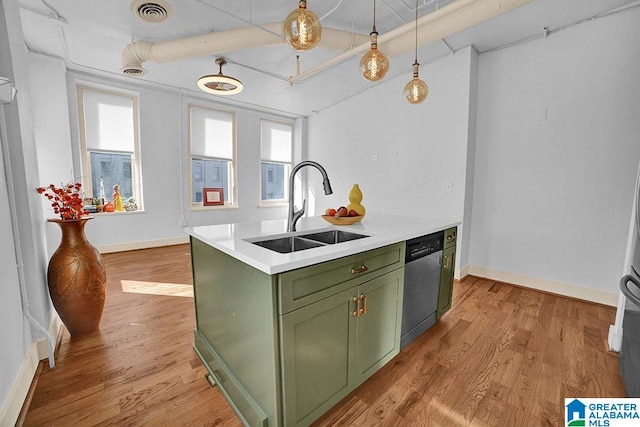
xmin=322 ymin=207 xmax=362 ymax=225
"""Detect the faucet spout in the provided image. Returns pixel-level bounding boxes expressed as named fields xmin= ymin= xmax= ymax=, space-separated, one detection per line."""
xmin=287 ymin=161 xmax=333 ymax=232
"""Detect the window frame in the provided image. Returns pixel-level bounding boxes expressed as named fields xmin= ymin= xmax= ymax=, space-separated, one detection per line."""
xmin=259 ymin=119 xmax=294 ymax=207
xmin=76 ymin=85 xmax=143 ymax=213
xmin=188 ymin=104 xmax=237 ymax=209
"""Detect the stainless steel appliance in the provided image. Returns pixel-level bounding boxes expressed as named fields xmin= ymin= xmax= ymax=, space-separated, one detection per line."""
xmin=401 ymin=231 xmax=443 ymax=349
xmin=619 ymin=173 xmax=640 ymax=397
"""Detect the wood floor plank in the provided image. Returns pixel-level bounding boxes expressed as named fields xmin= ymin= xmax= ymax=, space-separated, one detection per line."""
xmin=21 ymin=246 xmax=627 ymax=426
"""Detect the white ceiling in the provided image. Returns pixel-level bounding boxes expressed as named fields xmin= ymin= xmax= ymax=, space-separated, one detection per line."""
xmin=18 ymin=0 xmax=638 ymax=116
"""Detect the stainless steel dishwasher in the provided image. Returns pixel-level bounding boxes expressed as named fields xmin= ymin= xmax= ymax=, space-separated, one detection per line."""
xmin=401 ymin=231 xmax=444 ymax=349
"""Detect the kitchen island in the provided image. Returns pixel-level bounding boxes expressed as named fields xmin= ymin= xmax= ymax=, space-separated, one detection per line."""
xmin=187 ymin=215 xmax=459 ymax=426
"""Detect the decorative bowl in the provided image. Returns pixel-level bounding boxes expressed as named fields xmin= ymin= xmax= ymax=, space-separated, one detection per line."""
xmin=321 ymin=215 xmax=363 ymax=226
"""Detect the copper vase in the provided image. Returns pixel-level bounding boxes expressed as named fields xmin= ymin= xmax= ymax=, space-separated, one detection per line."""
xmin=47 ymin=218 xmax=106 ymax=336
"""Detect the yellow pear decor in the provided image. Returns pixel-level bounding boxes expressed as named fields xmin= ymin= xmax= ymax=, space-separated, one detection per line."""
xmin=347 ymin=184 xmax=366 ymax=218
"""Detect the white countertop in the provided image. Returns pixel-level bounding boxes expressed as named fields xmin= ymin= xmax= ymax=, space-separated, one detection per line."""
xmin=185 ymin=214 xmax=460 ymax=275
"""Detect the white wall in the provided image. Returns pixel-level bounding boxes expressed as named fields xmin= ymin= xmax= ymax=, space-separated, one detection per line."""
xmin=306 ymin=47 xmax=478 ymax=271
xmin=0 ymin=0 xmax=51 ymax=421
xmin=0 ymin=108 xmax=28 ymax=414
xmin=26 ymin=67 xmax=301 ymax=251
xmin=469 ymin=7 xmax=640 ymax=297
xmin=29 ymin=53 xmax=75 ymax=256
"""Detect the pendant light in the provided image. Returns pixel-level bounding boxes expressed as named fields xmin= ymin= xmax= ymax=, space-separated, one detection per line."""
xmin=197 ymin=58 xmax=243 ymax=95
xmin=360 ymin=0 xmax=389 ymax=81
xmin=283 ymin=0 xmax=322 ymax=51
xmin=403 ymin=0 xmax=428 ymax=104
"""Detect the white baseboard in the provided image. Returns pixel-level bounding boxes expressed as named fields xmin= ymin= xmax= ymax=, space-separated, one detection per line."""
xmin=97 ymin=236 xmax=189 ymax=254
xmin=0 ymin=341 xmax=40 ymax=427
xmin=37 ymin=312 xmax=63 ymax=360
xmin=456 ymin=265 xmax=469 ymax=281
xmin=608 ymin=324 xmax=623 ymax=353
xmin=0 ymin=313 xmax=63 ymax=426
xmin=466 ymin=265 xmax=618 ymax=307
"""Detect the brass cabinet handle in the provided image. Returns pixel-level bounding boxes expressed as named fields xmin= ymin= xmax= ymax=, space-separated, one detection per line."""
xmin=352 ymin=296 xmax=361 ymax=317
xmin=447 ymin=233 xmax=456 ymax=241
xmin=351 ymin=265 xmax=368 ymax=274
xmin=361 ymin=294 xmax=367 ymax=315
xmin=443 ymin=255 xmax=449 ymax=269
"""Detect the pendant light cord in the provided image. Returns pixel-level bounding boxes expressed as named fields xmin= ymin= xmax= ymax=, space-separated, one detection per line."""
xmin=414 ymin=0 xmax=418 ymax=64
xmin=372 ymin=0 xmax=377 ymax=33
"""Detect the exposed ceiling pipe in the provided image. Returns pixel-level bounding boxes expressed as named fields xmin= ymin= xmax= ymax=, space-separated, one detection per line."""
xmin=120 ymin=0 xmax=533 ymax=80
xmin=121 ymin=23 xmax=369 ymax=76
xmin=289 ymin=0 xmax=534 ymax=84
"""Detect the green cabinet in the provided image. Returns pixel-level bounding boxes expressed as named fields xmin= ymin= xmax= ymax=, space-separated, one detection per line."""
xmin=280 ymin=269 xmax=403 ymax=426
xmin=191 ymin=239 xmax=405 ymax=427
xmin=437 ymin=227 xmax=457 ymax=318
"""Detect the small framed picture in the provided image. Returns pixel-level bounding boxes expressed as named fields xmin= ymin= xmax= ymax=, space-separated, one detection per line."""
xmin=203 ymin=188 xmax=224 ymax=206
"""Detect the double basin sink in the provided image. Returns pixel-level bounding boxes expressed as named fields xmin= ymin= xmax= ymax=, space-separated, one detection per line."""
xmin=248 ymin=229 xmax=369 ymax=254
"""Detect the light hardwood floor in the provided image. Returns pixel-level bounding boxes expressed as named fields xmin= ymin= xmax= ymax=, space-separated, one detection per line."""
xmin=21 ymin=244 xmax=626 ymax=426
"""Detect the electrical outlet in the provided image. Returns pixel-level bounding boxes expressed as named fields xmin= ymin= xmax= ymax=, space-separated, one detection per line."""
xmin=441 ymin=182 xmax=452 ymax=193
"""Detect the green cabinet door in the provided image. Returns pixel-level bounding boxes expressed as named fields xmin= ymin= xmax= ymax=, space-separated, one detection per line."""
xmin=280 ymin=269 xmax=404 ymax=426
xmin=355 ymin=268 xmax=404 ymax=385
xmin=437 ymin=244 xmax=456 ymax=318
xmin=280 ymin=288 xmax=357 ymax=427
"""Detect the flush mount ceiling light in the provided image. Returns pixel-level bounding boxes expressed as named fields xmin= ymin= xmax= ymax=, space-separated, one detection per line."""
xmin=283 ymin=0 xmax=322 ymax=51
xmin=360 ymin=0 xmax=389 ymax=82
xmin=404 ymin=0 xmax=428 ymax=104
xmin=197 ymin=58 xmax=243 ymax=96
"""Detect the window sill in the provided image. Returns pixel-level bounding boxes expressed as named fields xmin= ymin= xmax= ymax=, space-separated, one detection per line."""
xmin=89 ymin=210 xmax=146 ymax=218
xmin=189 ymin=205 xmax=238 ymax=212
xmin=259 ymin=201 xmax=288 ymax=208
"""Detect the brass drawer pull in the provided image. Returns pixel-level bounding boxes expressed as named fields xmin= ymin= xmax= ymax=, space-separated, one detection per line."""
xmin=351 ymin=265 xmax=368 ymax=274
xmin=352 ymin=296 xmax=361 ymax=317
xmin=447 ymin=233 xmax=456 ymax=241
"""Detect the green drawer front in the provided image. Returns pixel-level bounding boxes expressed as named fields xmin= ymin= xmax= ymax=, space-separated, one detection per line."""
xmin=444 ymin=226 xmax=457 ymax=249
xmin=278 ymin=243 xmax=405 ymax=314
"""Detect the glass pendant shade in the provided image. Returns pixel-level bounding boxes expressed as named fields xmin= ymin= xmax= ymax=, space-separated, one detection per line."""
xmin=404 ymin=63 xmax=428 ymax=104
xmin=360 ymin=32 xmax=389 ymax=81
xmin=405 ymin=0 xmax=428 ymax=104
xmin=283 ymin=0 xmax=322 ymax=51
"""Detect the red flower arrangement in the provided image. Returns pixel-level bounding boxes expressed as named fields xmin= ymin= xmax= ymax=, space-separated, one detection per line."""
xmin=37 ymin=182 xmax=89 ymax=220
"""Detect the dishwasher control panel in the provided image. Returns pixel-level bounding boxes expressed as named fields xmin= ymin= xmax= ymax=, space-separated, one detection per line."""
xmin=405 ymin=232 xmax=444 ymax=262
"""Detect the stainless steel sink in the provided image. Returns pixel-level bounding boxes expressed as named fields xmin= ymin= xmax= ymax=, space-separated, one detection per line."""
xmin=248 ymin=229 xmax=369 ymax=253
xmin=252 ymin=236 xmax=325 ymax=254
xmin=300 ymin=230 xmax=368 ymax=245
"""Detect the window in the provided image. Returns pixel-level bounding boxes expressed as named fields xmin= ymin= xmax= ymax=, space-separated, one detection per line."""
xmin=189 ymin=106 xmax=235 ymax=206
xmin=77 ymin=86 xmax=141 ymax=211
xmin=260 ymin=120 xmax=292 ymax=204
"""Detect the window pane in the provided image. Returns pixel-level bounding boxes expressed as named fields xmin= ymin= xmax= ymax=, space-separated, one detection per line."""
xmin=261 ymin=121 xmax=292 ymax=163
xmin=192 ymin=158 xmax=230 ymax=203
xmin=83 ymin=90 xmax=135 ymax=152
xmin=261 ymin=162 xmax=285 ymax=200
xmin=190 ymin=107 xmax=233 ymax=159
xmin=90 ymin=152 xmax=134 ymax=201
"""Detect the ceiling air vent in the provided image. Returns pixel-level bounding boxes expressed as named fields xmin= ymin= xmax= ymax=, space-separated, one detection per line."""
xmin=131 ymin=0 xmax=172 ymax=23
xmin=120 ymin=65 xmax=147 ymax=77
